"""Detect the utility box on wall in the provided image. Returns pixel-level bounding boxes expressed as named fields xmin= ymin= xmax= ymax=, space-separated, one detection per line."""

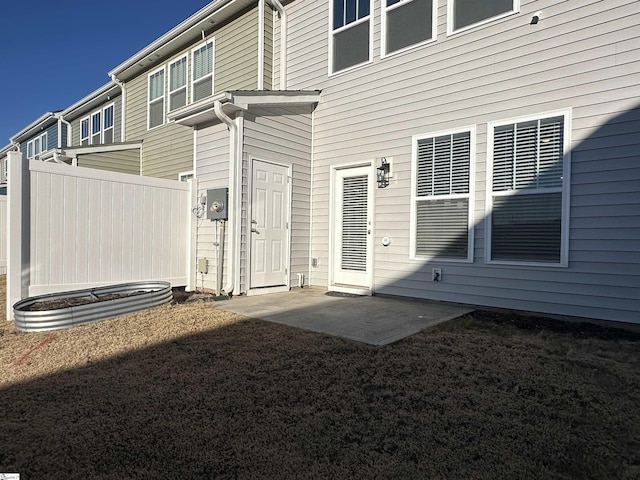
xmin=207 ymin=188 xmax=228 ymax=221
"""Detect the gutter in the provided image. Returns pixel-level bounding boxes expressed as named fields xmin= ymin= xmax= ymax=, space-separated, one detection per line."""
xmin=213 ymin=100 xmax=240 ymax=295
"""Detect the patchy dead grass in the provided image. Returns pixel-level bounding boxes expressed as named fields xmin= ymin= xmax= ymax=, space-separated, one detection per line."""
xmin=1 ymin=275 xmax=639 ymax=479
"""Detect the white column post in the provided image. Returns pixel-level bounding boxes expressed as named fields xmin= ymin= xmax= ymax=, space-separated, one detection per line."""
xmin=6 ymin=151 xmax=30 ymax=320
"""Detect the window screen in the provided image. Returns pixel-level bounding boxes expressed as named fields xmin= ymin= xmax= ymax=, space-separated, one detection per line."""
xmin=385 ymin=0 xmax=433 ymax=55
xmin=452 ymin=0 xmax=514 ymax=31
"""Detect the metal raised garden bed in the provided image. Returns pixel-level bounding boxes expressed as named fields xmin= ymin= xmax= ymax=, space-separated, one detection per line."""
xmin=13 ymin=281 xmax=173 ymax=332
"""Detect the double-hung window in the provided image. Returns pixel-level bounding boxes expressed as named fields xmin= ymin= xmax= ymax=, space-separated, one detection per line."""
xmin=169 ymin=56 xmax=188 ymax=111
xmin=91 ymin=111 xmax=101 ymax=144
xmin=331 ymin=0 xmax=372 ymax=73
xmin=383 ymin=0 xmax=436 ymax=56
xmin=26 ymin=132 xmax=48 ymax=159
xmin=192 ymin=42 xmax=213 ymax=102
xmin=148 ymin=67 xmax=165 ymax=129
xmin=448 ymin=0 xmax=518 ymax=34
xmin=103 ymin=104 xmax=114 ymax=143
xmin=81 ymin=117 xmax=90 ymax=145
xmin=487 ymin=112 xmax=570 ymax=265
xmin=412 ymin=129 xmax=474 ymax=261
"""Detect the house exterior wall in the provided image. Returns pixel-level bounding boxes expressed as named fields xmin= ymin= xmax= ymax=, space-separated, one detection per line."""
xmin=282 ymin=0 xmax=640 ymax=322
xmin=242 ymin=107 xmax=314 ymax=290
xmin=76 ymin=149 xmax=140 ymax=175
xmin=192 ymin=124 xmax=231 ymax=292
xmin=125 ymin=5 xmax=272 ymax=181
xmin=19 ymin=122 xmax=59 ymax=159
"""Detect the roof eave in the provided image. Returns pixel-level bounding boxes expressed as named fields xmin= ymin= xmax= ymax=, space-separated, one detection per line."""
xmin=10 ymin=112 xmax=59 ymax=143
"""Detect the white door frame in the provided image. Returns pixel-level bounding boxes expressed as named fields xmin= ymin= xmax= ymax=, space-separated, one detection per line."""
xmin=247 ymin=156 xmax=292 ymax=295
xmin=328 ymin=161 xmax=375 ymax=295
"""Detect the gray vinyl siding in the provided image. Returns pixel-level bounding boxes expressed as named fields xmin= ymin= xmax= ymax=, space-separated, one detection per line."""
xmin=193 ymin=124 xmax=231 ymax=292
xmin=242 ymin=107 xmax=313 ymax=290
xmin=285 ymin=0 xmax=640 ymax=322
xmin=76 ymin=149 xmax=140 ymax=175
xmin=126 ymin=5 xmax=269 ymax=180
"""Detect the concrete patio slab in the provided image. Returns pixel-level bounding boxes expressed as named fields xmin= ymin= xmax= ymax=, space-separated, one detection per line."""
xmin=215 ymin=288 xmax=473 ymax=346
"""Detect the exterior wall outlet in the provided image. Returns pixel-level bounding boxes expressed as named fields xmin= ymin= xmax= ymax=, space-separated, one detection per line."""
xmin=311 ymin=257 xmax=319 ymax=268
xmin=432 ymin=268 xmax=442 ymax=282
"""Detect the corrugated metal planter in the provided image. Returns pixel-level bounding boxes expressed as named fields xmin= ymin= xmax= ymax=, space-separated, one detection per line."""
xmin=13 ymin=281 xmax=173 ymax=332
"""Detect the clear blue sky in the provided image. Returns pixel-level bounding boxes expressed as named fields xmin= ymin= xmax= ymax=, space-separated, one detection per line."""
xmin=0 ymin=0 xmax=211 ymax=145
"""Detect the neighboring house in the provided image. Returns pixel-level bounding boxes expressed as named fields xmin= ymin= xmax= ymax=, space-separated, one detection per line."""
xmin=58 ymin=82 xmax=141 ymax=176
xmin=0 ymin=143 xmax=14 ymax=183
xmin=108 ymin=0 xmax=280 ymax=181
xmin=166 ymin=0 xmax=638 ymax=324
xmin=10 ymin=111 xmax=68 ymax=162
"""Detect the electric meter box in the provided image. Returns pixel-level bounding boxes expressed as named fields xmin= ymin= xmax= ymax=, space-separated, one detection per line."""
xmin=207 ymin=188 xmax=228 ymax=221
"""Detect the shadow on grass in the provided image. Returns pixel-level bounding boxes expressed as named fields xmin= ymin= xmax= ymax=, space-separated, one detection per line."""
xmin=1 ymin=311 xmax=639 ymax=479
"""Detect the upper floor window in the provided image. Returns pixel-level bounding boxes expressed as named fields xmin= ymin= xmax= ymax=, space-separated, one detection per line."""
xmin=192 ymin=42 xmax=214 ymax=102
xmin=91 ymin=112 xmax=101 ymax=144
xmin=448 ymin=0 xmax=518 ymax=34
xmin=169 ymin=55 xmax=188 ymax=111
xmin=103 ymin=105 xmax=114 ymax=143
xmin=81 ymin=118 xmax=90 ymax=145
xmin=383 ymin=0 xmax=436 ymax=56
xmin=486 ymin=112 xmax=570 ymax=266
xmin=412 ymin=128 xmax=474 ymax=261
xmin=331 ymin=0 xmax=372 ymax=74
xmin=26 ymin=132 xmax=48 ymax=159
xmin=148 ymin=67 xmax=165 ymax=130
xmin=80 ymin=103 xmax=114 ymax=145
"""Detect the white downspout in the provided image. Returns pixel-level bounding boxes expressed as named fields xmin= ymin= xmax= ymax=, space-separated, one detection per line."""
xmin=266 ymin=0 xmax=287 ymax=89
xmin=111 ymin=75 xmax=127 ymax=142
xmin=214 ymin=100 xmax=238 ymax=295
xmin=58 ymin=116 xmax=72 ymax=149
xmin=258 ymin=0 xmax=265 ymax=90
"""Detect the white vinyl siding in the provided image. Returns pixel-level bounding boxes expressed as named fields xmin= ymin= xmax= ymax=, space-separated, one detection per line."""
xmin=192 ymin=41 xmax=214 ymax=102
xmin=487 ymin=112 xmax=570 ymax=266
xmin=383 ymin=0 xmax=436 ymax=57
xmin=148 ymin=67 xmax=165 ymax=130
xmin=448 ymin=0 xmax=518 ymax=34
xmin=330 ymin=0 xmax=372 ymax=74
xmin=169 ymin=55 xmax=188 ymax=111
xmin=412 ymin=129 xmax=473 ymax=261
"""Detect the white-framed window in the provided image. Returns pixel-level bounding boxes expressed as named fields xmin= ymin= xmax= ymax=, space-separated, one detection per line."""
xmin=486 ymin=111 xmax=570 ymax=266
xmin=91 ymin=111 xmax=101 ymax=144
xmin=179 ymin=171 xmax=194 ymax=182
xmin=26 ymin=132 xmax=48 ymax=159
xmin=81 ymin=117 xmax=90 ymax=145
xmin=382 ymin=0 xmax=436 ymax=57
xmin=192 ymin=41 xmax=214 ymax=102
xmin=169 ymin=55 xmax=188 ymax=111
xmin=330 ymin=0 xmax=372 ymax=74
xmin=448 ymin=0 xmax=519 ymax=34
xmin=103 ymin=104 xmax=114 ymax=143
xmin=411 ymin=127 xmax=475 ymax=261
xmin=148 ymin=66 xmax=166 ymax=130
xmin=2 ymin=158 xmax=7 ymax=182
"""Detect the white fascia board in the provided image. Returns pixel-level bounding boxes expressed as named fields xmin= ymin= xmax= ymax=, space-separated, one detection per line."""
xmin=61 ymin=82 xmax=120 ymax=119
xmin=230 ymin=91 xmax=321 ymax=109
xmin=108 ymin=0 xmax=247 ymax=80
xmin=10 ymin=112 xmax=57 ymax=143
xmin=61 ymin=141 xmax=142 ymax=157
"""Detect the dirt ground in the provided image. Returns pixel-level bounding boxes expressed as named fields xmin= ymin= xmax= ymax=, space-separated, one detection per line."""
xmin=1 ymin=275 xmax=639 ymax=479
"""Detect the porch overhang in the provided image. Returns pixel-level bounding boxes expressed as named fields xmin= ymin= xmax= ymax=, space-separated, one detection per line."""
xmin=60 ymin=141 xmax=143 ymax=158
xmin=168 ymin=90 xmax=321 ymax=127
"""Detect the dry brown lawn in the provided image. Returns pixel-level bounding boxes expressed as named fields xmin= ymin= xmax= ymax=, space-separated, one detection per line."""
xmin=1 ymin=275 xmax=639 ymax=479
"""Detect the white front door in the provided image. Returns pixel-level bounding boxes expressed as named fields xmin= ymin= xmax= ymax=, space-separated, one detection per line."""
xmin=250 ymin=159 xmax=290 ymax=288
xmin=331 ymin=165 xmax=373 ymax=290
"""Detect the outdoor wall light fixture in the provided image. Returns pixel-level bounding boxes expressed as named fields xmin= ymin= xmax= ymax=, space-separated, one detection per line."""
xmin=377 ymin=157 xmax=390 ymax=188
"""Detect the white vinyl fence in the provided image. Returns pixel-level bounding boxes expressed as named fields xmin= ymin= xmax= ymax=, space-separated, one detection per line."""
xmin=0 ymin=192 xmax=6 ymax=274
xmin=6 ymin=152 xmax=191 ymax=320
